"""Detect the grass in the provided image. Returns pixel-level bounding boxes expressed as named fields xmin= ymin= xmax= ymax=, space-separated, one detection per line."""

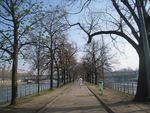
xmin=18 ymin=83 xmax=71 ymax=103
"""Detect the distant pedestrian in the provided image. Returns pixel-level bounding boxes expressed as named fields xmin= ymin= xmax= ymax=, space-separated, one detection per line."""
xmin=79 ymin=77 xmax=83 ymax=87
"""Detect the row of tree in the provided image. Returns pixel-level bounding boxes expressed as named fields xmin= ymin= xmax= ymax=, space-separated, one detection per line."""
xmin=0 ymin=0 xmax=78 ymax=105
xmin=80 ymin=39 xmax=113 ymax=85
xmin=25 ymin=6 xmax=78 ymax=89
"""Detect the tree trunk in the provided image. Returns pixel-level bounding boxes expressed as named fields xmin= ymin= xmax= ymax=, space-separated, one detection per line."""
xmin=11 ymin=39 xmax=18 ymax=105
xmin=11 ymin=14 xmax=19 ymax=104
xmin=67 ymin=70 xmax=69 ymax=83
xmin=11 ymin=52 xmax=18 ymax=105
xmin=56 ymin=66 xmax=60 ymax=88
xmin=69 ymin=72 xmax=71 ymax=83
xmin=133 ymin=45 xmax=149 ymax=102
xmin=94 ymin=66 xmax=98 ymax=85
xmin=134 ymin=3 xmax=150 ymax=102
xmin=91 ymin=73 xmax=93 ymax=83
xmin=50 ymin=61 xmax=53 ymax=89
xmin=73 ymin=73 xmax=75 ymax=82
xmin=62 ymin=67 xmax=66 ymax=85
xmin=50 ymin=38 xmax=53 ymax=89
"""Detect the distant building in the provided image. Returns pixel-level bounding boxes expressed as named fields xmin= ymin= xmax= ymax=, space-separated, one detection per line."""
xmin=105 ymin=70 xmax=138 ymax=83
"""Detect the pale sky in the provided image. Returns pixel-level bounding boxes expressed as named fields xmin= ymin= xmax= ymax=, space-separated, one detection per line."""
xmin=65 ymin=0 xmax=139 ymax=70
xmin=67 ymin=28 xmax=139 ymax=71
xmin=112 ymin=41 xmax=139 ymax=70
xmin=18 ymin=0 xmax=139 ymax=71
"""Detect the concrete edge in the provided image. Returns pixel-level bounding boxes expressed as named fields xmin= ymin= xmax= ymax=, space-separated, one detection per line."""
xmin=36 ymin=95 xmax=59 ymax=113
xmin=87 ymin=86 xmax=116 ymax=113
xmin=35 ymin=84 xmax=72 ymax=113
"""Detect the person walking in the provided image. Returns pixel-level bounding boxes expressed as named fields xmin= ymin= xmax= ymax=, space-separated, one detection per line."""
xmin=79 ymin=77 xmax=83 ymax=88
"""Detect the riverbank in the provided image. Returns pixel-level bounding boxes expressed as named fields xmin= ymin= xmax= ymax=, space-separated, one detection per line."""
xmin=0 ymin=83 xmax=71 ymax=113
xmin=88 ymin=84 xmax=150 ymax=113
xmin=0 ymin=82 xmax=150 ymax=113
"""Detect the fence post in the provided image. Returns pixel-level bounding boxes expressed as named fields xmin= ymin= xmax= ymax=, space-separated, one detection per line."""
xmin=133 ymin=83 xmax=134 ymax=95
xmin=128 ymin=82 xmax=129 ymax=94
xmin=7 ymin=87 xmax=9 ymax=102
xmin=25 ymin=84 xmax=27 ymax=96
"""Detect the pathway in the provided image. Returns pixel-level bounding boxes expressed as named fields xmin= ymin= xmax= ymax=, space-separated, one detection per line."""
xmin=38 ymin=82 xmax=108 ymax=113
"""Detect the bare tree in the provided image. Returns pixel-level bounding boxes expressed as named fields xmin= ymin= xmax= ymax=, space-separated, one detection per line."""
xmin=56 ymin=36 xmax=77 ymax=85
xmin=25 ymin=30 xmax=47 ymax=95
xmin=0 ymin=0 xmax=43 ymax=105
xmin=66 ymin=0 xmax=150 ymax=102
xmin=36 ymin=6 xmax=68 ymax=89
xmin=26 ymin=6 xmax=77 ymax=88
xmin=82 ymin=38 xmax=114 ymax=84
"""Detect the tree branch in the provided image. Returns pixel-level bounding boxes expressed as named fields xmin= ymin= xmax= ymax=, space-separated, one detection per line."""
xmin=88 ymin=30 xmax=139 ymax=51
xmin=111 ymin=0 xmax=140 ymax=42
xmin=69 ymin=22 xmax=90 ymax=36
xmin=121 ymin=0 xmax=140 ymax=28
xmin=0 ymin=46 xmax=12 ymax=56
xmin=19 ymin=41 xmax=37 ymax=51
xmin=18 ymin=15 xmax=45 ymax=40
xmin=67 ymin=0 xmax=91 ymax=14
xmin=0 ymin=31 xmax=13 ymax=46
xmin=0 ymin=14 xmax=12 ymax=22
xmin=0 ymin=20 xmax=13 ymax=27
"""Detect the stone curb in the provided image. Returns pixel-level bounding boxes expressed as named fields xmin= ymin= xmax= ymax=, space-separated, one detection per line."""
xmin=87 ymin=86 xmax=116 ymax=113
xmin=36 ymin=85 xmax=70 ymax=113
xmin=35 ymin=94 xmax=61 ymax=113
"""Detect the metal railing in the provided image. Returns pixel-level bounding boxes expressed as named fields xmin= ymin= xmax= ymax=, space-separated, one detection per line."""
xmin=0 ymin=80 xmax=56 ymax=104
xmin=106 ymin=82 xmax=137 ymax=95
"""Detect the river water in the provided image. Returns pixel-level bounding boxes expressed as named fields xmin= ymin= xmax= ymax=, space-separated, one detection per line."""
xmin=0 ymin=81 xmax=57 ymax=104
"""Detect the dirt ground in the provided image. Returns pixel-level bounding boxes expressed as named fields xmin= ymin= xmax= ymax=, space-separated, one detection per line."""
xmin=88 ymin=84 xmax=150 ymax=113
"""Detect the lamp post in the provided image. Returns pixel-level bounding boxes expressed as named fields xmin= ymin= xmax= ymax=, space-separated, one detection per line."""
xmin=136 ymin=0 xmax=150 ymax=99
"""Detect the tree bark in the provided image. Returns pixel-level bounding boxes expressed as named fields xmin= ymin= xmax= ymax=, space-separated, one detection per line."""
xmin=50 ymin=60 xmax=53 ymax=89
xmin=11 ymin=27 xmax=18 ymax=105
xmin=134 ymin=44 xmax=149 ymax=102
xmin=134 ymin=10 xmax=150 ymax=102
xmin=56 ymin=66 xmax=60 ymax=87
xmin=62 ymin=67 xmax=66 ymax=85
xmin=94 ymin=68 xmax=97 ymax=85
xmin=63 ymin=68 xmax=66 ymax=85
xmin=11 ymin=45 xmax=18 ymax=105
xmin=50 ymin=38 xmax=54 ymax=89
xmin=11 ymin=8 xmax=19 ymax=104
xmin=69 ymin=72 xmax=71 ymax=83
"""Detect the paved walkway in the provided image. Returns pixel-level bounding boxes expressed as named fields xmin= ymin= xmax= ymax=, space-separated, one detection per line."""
xmin=0 ymin=82 xmax=108 ymax=113
xmin=38 ymin=82 xmax=107 ymax=113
